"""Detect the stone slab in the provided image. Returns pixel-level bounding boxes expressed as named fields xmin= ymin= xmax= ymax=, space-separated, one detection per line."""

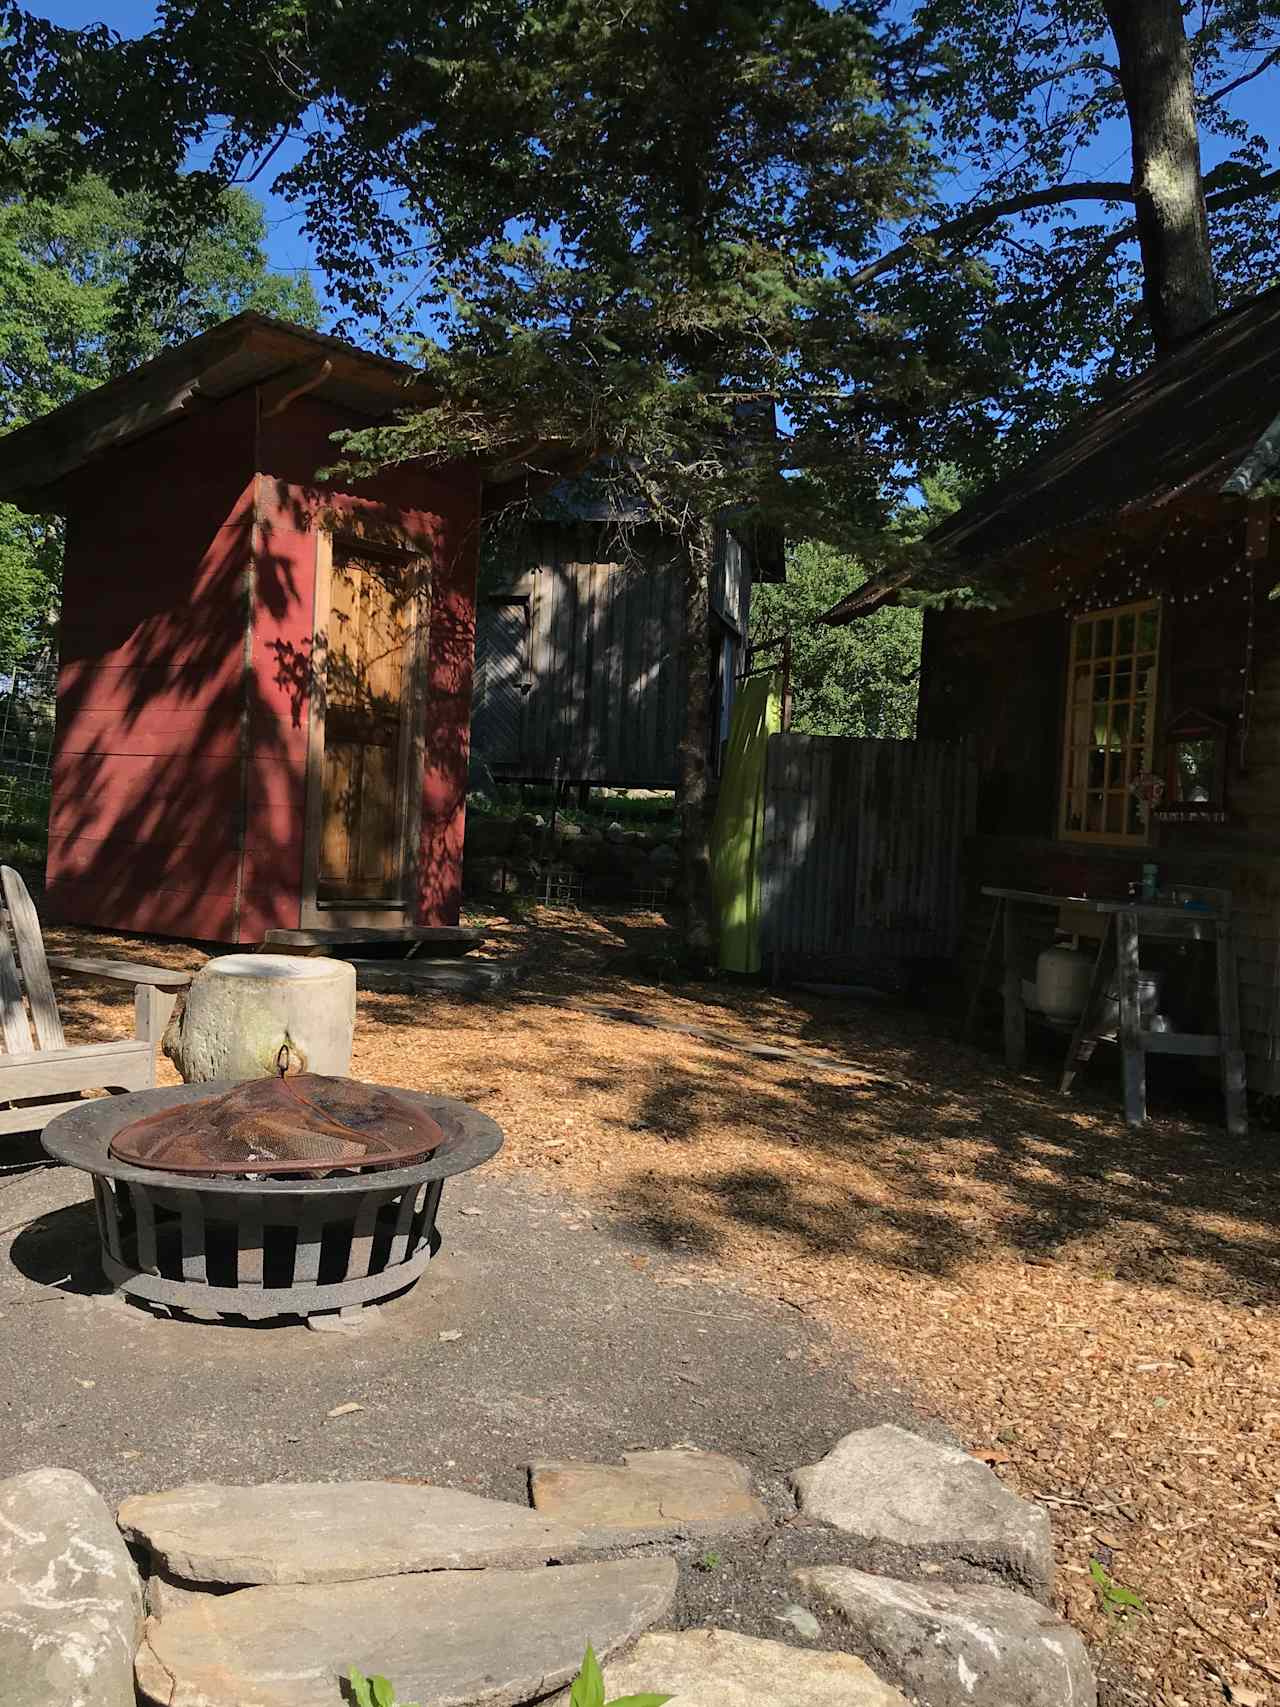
xmin=0 ymin=1466 xmax=144 ymax=1707
xmin=545 ymin=1628 xmax=909 ymax=1707
xmin=790 ymin=1425 xmax=1055 ymax=1596
xmin=350 ymin=957 xmax=523 ymax=995
xmin=135 ymin=1557 xmax=678 ymax=1707
xmin=529 ymin=1447 xmax=768 ymax=1535
xmin=119 ymin=1480 xmax=602 ymax=1586
xmin=794 ymin=1566 xmax=1096 ymax=1707
xmin=145 ymin=1571 xmax=238 ymax=1623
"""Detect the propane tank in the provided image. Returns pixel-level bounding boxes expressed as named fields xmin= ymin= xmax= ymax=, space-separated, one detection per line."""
xmin=1035 ymin=943 xmax=1094 ymax=1022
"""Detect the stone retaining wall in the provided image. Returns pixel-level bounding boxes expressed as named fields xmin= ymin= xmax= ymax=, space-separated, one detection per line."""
xmin=465 ymin=810 xmax=682 ymax=899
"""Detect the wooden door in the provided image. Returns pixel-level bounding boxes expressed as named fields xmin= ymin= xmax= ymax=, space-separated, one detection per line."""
xmin=317 ymin=543 xmax=415 ymax=904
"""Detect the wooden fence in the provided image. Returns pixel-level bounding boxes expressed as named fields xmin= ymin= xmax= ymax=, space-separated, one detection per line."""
xmin=760 ymin=734 xmax=976 ymax=981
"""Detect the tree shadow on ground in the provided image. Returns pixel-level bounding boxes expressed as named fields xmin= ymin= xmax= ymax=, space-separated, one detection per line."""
xmin=28 ymin=900 xmax=1280 ymax=1315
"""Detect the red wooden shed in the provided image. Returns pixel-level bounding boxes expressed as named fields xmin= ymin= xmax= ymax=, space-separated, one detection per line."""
xmin=0 ymin=314 xmax=534 ymax=943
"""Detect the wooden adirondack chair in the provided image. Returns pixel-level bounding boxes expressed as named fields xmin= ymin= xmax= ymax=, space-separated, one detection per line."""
xmin=0 ymin=865 xmax=193 ymax=1137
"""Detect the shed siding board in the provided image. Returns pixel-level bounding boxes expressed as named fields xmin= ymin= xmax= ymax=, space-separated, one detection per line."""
xmin=44 ymin=385 xmax=480 ymax=945
xmin=45 ymin=390 xmax=257 ymax=940
xmin=760 ymin=733 xmax=974 ymax=978
xmin=472 ymin=519 xmax=734 ymax=787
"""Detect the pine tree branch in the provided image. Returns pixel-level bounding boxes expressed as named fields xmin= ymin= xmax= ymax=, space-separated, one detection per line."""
xmin=846 ymin=162 xmax=1280 ymax=291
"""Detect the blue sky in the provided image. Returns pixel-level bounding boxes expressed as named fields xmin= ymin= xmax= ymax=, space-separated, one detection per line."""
xmin=27 ymin=0 xmax=1280 ymax=332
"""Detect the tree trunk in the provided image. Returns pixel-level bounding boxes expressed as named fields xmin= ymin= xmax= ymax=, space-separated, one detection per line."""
xmin=1105 ymin=0 xmax=1217 ymax=354
xmin=678 ymin=520 xmax=716 ymax=965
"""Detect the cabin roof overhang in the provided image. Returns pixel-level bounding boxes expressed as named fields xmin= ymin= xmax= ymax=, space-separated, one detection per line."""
xmin=821 ymin=281 xmax=1280 ymax=627
xmin=0 ymin=312 xmax=581 ymax=513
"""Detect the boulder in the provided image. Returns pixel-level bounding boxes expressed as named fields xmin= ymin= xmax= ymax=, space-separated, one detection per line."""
xmin=119 ymin=1480 xmax=615 ymax=1586
xmin=464 ymin=814 xmax=517 ymax=857
xmin=529 ymin=1448 xmax=768 ymax=1537
xmin=465 ymin=856 xmax=521 ymax=896
xmin=164 ymin=954 xmax=355 ymax=1082
xmin=793 ymin=1567 xmax=1096 ymax=1707
xmin=135 ymin=1558 xmax=678 ymax=1707
xmin=545 ymin=1628 xmax=908 ymax=1707
xmin=0 ymin=1467 xmax=143 ymax=1707
xmin=650 ymin=842 xmax=680 ymax=868
xmin=556 ymin=820 xmax=583 ymax=840
xmin=790 ymin=1425 xmax=1054 ymax=1597
xmin=515 ymin=811 xmax=546 ymax=833
xmin=605 ymin=821 xmax=629 ymax=842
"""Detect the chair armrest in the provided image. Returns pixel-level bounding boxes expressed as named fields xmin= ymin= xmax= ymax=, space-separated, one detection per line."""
xmin=46 ymin=955 xmax=193 ymax=989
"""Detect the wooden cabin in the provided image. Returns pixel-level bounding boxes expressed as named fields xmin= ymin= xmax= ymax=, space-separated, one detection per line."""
xmin=828 ymin=286 xmax=1280 ymax=1092
xmin=0 ymin=313 xmax=560 ymax=943
xmin=471 ymin=498 xmax=783 ymax=788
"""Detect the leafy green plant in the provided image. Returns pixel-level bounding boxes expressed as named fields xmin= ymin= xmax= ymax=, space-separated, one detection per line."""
xmin=692 ymin=1549 xmax=721 ymax=1573
xmin=1089 ymin=1559 xmax=1147 ymax=1619
xmin=569 ymin=1643 xmax=670 ymax=1707
xmin=347 ymin=1669 xmax=418 ymax=1707
xmin=347 ymin=1646 xmax=669 ymax=1707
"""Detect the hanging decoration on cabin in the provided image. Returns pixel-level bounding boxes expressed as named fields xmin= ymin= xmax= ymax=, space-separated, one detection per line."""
xmin=1129 ymin=769 xmax=1166 ymax=826
xmin=1151 ymin=709 xmax=1230 ymax=824
xmin=1053 ymin=503 xmax=1258 ymax=620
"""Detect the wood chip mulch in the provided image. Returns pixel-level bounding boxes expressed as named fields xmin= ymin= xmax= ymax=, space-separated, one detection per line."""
xmin=37 ymin=905 xmax=1280 ymax=1707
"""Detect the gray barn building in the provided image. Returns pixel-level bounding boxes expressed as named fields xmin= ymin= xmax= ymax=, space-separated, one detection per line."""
xmin=471 ymin=512 xmax=783 ymax=788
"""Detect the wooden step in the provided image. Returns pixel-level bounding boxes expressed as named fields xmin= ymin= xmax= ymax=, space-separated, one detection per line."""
xmin=259 ymin=926 xmax=484 ymax=959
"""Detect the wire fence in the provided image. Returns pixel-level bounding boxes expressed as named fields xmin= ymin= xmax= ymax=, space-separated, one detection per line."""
xmin=0 ymin=662 xmax=57 ymax=845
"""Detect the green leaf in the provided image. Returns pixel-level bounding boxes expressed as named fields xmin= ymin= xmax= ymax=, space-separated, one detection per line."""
xmin=369 ymin=1677 xmax=397 ymax=1707
xmin=569 ymin=1645 xmax=606 ymax=1707
xmin=1089 ymin=1558 xmax=1146 ymax=1617
xmin=347 ymin=1668 xmax=374 ymax=1707
xmin=606 ymin=1695 xmax=674 ymax=1706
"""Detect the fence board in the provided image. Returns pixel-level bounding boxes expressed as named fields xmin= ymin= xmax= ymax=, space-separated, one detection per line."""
xmin=761 ymin=734 xmax=975 ymax=980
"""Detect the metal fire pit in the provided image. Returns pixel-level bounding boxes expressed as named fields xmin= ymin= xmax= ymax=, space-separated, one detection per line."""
xmin=43 ymin=1081 xmax=503 ymax=1323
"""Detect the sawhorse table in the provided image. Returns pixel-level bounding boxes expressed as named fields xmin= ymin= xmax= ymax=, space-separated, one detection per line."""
xmin=971 ymin=887 xmax=1247 ymax=1137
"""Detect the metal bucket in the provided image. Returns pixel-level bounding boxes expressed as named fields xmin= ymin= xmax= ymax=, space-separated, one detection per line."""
xmin=1090 ymin=971 xmax=1162 ymax=1036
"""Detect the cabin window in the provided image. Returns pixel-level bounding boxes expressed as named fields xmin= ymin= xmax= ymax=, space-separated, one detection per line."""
xmin=1059 ymin=599 xmax=1161 ymax=843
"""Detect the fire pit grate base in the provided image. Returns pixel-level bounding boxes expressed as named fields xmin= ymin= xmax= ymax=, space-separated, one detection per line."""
xmin=44 ymin=1082 xmax=502 ymax=1323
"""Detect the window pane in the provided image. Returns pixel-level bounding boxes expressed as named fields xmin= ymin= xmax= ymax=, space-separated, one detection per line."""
xmin=1063 ymin=601 xmax=1158 ymax=842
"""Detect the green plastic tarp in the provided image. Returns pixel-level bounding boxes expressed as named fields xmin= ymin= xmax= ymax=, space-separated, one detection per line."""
xmin=709 ymin=670 xmax=783 ymax=974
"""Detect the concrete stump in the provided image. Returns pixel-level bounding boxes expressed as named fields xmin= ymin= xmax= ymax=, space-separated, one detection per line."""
xmin=164 ymin=954 xmax=356 ymax=1083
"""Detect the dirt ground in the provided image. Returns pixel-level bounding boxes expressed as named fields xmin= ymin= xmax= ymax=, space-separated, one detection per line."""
xmin=26 ymin=903 xmax=1280 ymax=1707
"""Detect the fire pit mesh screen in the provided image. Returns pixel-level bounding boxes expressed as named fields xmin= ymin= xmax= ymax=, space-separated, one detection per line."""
xmin=108 ymin=1074 xmax=446 ymax=1177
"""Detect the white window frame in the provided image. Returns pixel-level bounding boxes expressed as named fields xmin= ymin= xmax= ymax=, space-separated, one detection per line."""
xmin=1059 ymin=598 xmax=1161 ymax=845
